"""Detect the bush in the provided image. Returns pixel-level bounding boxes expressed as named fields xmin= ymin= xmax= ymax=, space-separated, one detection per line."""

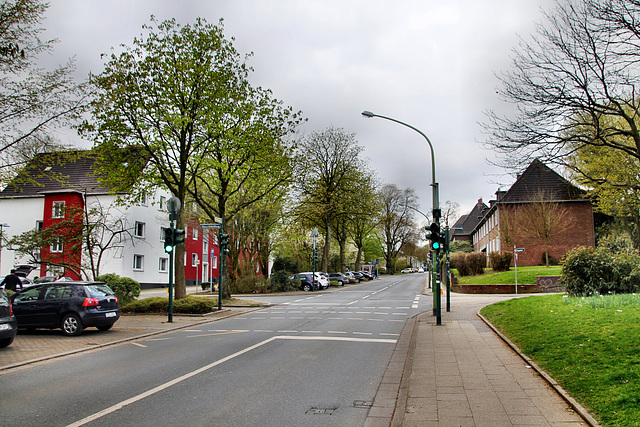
xmin=561 ymin=246 xmax=640 ymax=296
xmin=489 ymin=251 xmax=512 ymax=272
xmin=96 ymin=273 xmax=140 ymax=305
xmin=121 ymin=296 xmax=218 ymax=314
xmin=269 ymin=270 xmax=296 ymax=293
xmin=450 ymin=252 xmax=486 ymax=276
xmin=232 ymin=275 xmax=268 ymax=293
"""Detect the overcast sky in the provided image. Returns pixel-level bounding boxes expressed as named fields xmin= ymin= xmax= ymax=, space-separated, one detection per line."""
xmin=41 ymin=0 xmax=557 ymax=222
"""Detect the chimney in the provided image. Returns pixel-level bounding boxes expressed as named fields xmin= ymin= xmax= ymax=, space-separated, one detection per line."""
xmin=477 ymin=198 xmax=483 ymax=205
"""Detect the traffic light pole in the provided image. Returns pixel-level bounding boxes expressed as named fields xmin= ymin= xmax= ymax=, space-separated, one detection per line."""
xmin=168 ymin=221 xmax=175 ymax=323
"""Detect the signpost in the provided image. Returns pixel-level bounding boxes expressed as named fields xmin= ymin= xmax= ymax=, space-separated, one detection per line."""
xmin=514 ymin=246 xmax=525 ymax=294
xmin=166 ymin=197 xmax=181 ymax=322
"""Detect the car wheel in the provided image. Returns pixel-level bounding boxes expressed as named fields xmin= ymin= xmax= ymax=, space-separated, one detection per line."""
xmin=0 ymin=336 xmax=14 ymax=348
xmin=97 ymin=323 xmax=114 ymax=332
xmin=302 ymin=283 xmax=312 ymax=292
xmin=61 ymin=313 xmax=84 ymax=336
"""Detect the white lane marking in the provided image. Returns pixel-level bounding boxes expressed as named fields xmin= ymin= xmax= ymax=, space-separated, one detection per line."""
xmin=187 ymin=330 xmax=246 ymax=338
xmin=66 ymin=335 xmax=396 ymax=427
xmin=130 ymin=342 xmax=147 ymax=348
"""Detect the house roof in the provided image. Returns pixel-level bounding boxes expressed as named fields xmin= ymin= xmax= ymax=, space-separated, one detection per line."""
xmin=451 ymin=199 xmax=489 ymax=238
xmin=471 ymin=159 xmax=590 ymax=235
xmin=498 ymin=159 xmax=586 ymax=203
xmin=0 ymin=151 xmax=113 ymax=198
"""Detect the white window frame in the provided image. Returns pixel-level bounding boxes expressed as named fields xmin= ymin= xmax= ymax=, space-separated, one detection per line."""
xmin=159 ymin=196 xmax=166 ymax=210
xmin=50 ymin=236 xmax=63 ymax=253
xmin=192 ymin=253 xmax=199 ymax=267
xmin=159 ymin=257 xmax=168 ymax=273
xmin=133 ymin=254 xmax=144 ymax=271
xmin=52 ymin=201 xmax=65 ymax=219
xmin=134 ymin=221 xmax=146 ymax=238
xmin=193 ymin=227 xmax=198 ymax=240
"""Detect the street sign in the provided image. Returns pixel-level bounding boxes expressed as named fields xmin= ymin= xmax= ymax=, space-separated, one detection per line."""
xmin=515 ymin=248 xmax=525 ymax=253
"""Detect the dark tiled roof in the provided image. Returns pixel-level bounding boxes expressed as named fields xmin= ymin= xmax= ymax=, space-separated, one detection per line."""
xmin=1 ymin=151 xmax=112 ymax=198
xmin=452 ymin=201 xmax=489 ymax=238
xmin=498 ymin=159 xmax=586 ymax=203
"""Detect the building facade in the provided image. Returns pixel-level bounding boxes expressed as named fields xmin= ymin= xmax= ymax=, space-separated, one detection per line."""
xmin=0 ymin=151 xmax=220 ymax=287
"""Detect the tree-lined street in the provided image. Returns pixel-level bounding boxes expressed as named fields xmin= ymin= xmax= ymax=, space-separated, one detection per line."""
xmin=0 ymin=275 xmax=428 ymax=426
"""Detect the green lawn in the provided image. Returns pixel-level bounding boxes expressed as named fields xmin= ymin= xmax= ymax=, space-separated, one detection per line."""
xmin=454 ymin=265 xmax=561 ymax=285
xmin=481 ymin=293 xmax=640 ymax=426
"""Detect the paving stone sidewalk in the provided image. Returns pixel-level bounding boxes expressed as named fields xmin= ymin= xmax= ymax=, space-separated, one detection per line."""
xmin=366 ymin=292 xmax=597 ymax=427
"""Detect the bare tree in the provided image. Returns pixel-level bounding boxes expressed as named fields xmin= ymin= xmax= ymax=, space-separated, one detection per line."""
xmin=378 ymin=184 xmax=418 ymax=273
xmin=483 ymin=0 xmax=640 ymax=177
xmin=516 ymin=191 xmax=575 ymax=267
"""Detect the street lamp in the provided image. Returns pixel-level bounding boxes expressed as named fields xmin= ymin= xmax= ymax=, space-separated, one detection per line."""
xmin=362 ymin=111 xmax=442 ymax=325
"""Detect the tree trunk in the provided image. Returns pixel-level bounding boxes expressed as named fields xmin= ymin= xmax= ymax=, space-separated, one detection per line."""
xmin=174 ymin=211 xmax=187 ymax=299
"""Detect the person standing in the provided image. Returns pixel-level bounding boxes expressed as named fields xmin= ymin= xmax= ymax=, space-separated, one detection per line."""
xmin=1 ymin=269 xmax=22 ymax=292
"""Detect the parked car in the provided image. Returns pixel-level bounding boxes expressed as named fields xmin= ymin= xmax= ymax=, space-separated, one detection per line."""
xmin=11 ymin=281 xmax=120 ymax=336
xmin=359 ymin=271 xmax=373 ymax=280
xmin=328 ymin=273 xmax=348 ymax=286
xmin=0 ymin=289 xmax=17 ymax=348
xmin=289 ymin=273 xmax=319 ymax=292
xmin=33 ymin=276 xmax=73 ymax=284
xmin=300 ymin=272 xmax=330 ymax=289
xmin=344 ymin=272 xmax=358 ymax=283
xmin=352 ymin=272 xmax=365 ymax=282
xmin=401 ymin=268 xmax=413 ymax=273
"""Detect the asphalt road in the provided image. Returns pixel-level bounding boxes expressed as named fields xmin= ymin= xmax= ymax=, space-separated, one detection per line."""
xmin=0 ymin=274 xmax=428 ymax=426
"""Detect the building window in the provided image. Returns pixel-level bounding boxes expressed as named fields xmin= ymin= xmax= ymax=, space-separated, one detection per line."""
xmin=133 ymin=254 xmax=144 ymax=271
xmin=50 ymin=237 xmax=63 ymax=253
xmin=212 ymin=255 xmax=218 ymax=269
xmin=36 ymin=220 xmax=43 ymax=231
xmin=159 ymin=257 xmax=168 ymax=273
xmin=134 ymin=221 xmax=146 ymax=238
xmin=52 ymin=201 xmax=65 ymax=219
xmin=141 ymin=193 xmax=148 ymax=206
xmin=192 ymin=253 xmax=199 ymax=267
xmin=159 ymin=196 xmax=166 ymax=210
xmin=193 ymin=227 xmax=198 ymax=240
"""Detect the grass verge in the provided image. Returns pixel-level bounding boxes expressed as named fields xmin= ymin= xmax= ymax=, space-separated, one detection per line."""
xmin=481 ymin=293 xmax=640 ymax=426
xmin=454 ymin=265 xmax=561 ymax=285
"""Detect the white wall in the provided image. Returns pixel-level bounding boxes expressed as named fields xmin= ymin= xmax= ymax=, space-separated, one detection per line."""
xmin=0 ymin=197 xmax=45 ymax=277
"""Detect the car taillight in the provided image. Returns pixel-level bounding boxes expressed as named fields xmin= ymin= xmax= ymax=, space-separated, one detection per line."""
xmin=82 ymin=297 xmax=99 ymax=307
xmin=9 ymin=303 xmax=13 ymax=316
xmin=114 ymin=295 xmax=118 ymax=303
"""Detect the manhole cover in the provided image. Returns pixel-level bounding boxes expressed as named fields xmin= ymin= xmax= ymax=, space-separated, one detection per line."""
xmin=353 ymin=400 xmax=373 ymax=408
xmin=306 ymin=407 xmax=336 ymax=415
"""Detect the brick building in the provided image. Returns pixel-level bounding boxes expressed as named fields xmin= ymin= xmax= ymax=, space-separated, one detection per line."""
xmin=469 ymin=160 xmax=595 ymax=266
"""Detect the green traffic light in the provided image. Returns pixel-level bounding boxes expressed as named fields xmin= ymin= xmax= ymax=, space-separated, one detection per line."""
xmin=432 ymin=241 xmax=440 ymax=250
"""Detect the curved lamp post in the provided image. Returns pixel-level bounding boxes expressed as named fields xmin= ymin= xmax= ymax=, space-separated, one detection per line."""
xmin=362 ymin=111 xmax=442 ymax=325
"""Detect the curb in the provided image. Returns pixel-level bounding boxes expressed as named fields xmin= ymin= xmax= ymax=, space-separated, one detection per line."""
xmin=0 ymin=307 xmax=262 ymax=372
xmin=477 ymin=311 xmax=601 ymax=427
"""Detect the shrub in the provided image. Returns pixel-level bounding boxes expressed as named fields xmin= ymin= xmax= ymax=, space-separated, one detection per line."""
xmin=561 ymin=246 xmax=640 ymax=296
xmin=96 ymin=273 xmax=140 ymax=305
xmin=271 ymin=256 xmax=300 ymax=274
xmin=450 ymin=252 xmax=470 ymax=276
xmin=449 ymin=241 xmax=473 ymax=253
xmin=121 ymin=296 xmax=218 ymax=314
xmin=467 ymin=252 xmax=487 ymax=275
xmin=269 ymin=270 xmax=296 ymax=293
xmin=232 ymin=275 xmax=268 ymax=293
xmin=489 ymin=251 xmax=512 ymax=272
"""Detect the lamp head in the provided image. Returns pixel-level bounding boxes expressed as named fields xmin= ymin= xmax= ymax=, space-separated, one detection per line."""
xmin=361 ymin=110 xmax=375 ymax=118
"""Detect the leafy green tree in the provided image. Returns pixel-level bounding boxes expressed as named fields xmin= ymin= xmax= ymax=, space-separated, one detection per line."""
xmin=84 ymin=17 xmax=301 ymax=299
xmin=294 ymin=127 xmax=365 ymax=272
xmin=0 ymin=0 xmax=86 ymax=184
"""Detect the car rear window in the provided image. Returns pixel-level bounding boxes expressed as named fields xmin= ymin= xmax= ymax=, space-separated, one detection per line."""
xmin=84 ymin=284 xmax=115 ymax=298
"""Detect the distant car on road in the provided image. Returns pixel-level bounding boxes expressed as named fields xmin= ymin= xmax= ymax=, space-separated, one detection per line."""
xmin=0 ymin=289 xmax=17 ymax=348
xmin=400 ymin=268 xmax=413 ymax=273
xmin=11 ymin=281 xmax=120 ymax=336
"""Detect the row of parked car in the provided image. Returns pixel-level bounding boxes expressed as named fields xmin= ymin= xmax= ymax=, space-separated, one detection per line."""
xmin=289 ymin=270 xmax=375 ymax=292
xmin=0 ymin=280 xmax=121 ymax=348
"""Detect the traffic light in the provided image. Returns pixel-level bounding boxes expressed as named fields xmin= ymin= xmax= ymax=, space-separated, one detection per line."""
xmin=163 ymin=227 xmax=175 ymax=253
xmin=219 ymin=232 xmax=230 ymax=254
xmin=426 ymin=222 xmax=441 ymax=251
xmin=174 ymin=228 xmax=185 ymax=245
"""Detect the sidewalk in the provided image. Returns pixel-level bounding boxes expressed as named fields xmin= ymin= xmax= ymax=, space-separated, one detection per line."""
xmin=0 ymin=309 xmax=249 ymax=371
xmin=365 ymin=290 xmax=597 ymax=427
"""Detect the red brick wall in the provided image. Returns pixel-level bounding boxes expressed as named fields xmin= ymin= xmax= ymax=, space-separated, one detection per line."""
xmin=503 ymin=201 xmax=594 ymax=266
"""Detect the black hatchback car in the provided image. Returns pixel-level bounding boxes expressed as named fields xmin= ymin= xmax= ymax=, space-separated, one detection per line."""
xmin=11 ymin=281 xmax=120 ymax=336
xmin=0 ymin=289 xmax=17 ymax=347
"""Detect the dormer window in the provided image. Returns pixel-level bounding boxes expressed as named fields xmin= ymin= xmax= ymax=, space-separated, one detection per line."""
xmin=52 ymin=201 xmax=65 ymax=219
